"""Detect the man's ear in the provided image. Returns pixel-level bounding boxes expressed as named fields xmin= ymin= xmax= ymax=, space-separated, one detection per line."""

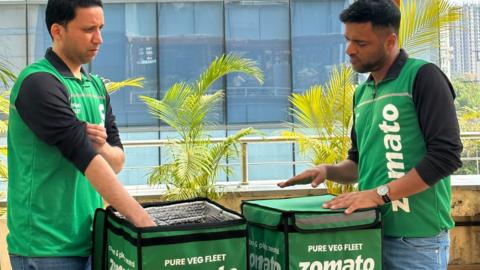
xmin=386 ymin=32 xmax=398 ymax=49
xmin=50 ymin=23 xmax=64 ymax=43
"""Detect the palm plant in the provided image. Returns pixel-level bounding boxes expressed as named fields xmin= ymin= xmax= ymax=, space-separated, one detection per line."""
xmin=285 ymin=0 xmax=462 ymax=195
xmin=399 ymin=0 xmax=461 ymax=57
xmin=0 ymin=91 xmax=10 ymax=180
xmin=103 ymin=77 xmax=144 ymax=95
xmin=0 ymin=59 xmax=16 ymax=217
xmin=452 ymin=79 xmax=480 ymax=175
xmin=0 ymin=58 xmax=15 ymax=183
xmin=284 ymin=66 xmax=356 ymax=194
xmin=140 ymin=54 xmax=263 ymax=201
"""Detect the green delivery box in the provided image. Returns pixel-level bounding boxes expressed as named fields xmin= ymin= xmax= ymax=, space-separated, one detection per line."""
xmin=242 ymin=195 xmax=382 ymax=270
xmin=92 ymin=198 xmax=247 ymax=270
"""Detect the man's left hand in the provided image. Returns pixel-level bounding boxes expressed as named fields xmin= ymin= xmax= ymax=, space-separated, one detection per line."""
xmin=86 ymin=123 xmax=107 ymax=150
xmin=323 ymin=189 xmax=384 ymax=214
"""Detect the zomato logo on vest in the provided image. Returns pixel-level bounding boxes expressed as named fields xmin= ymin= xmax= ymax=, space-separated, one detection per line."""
xmin=71 ymin=102 xmax=81 ymax=115
xmin=378 ymin=104 xmax=410 ymax=213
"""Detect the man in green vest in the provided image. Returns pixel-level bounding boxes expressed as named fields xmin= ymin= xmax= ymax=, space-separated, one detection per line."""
xmin=278 ymin=0 xmax=462 ymax=269
xmin=7 ymin=0 xmax=155 ymax=269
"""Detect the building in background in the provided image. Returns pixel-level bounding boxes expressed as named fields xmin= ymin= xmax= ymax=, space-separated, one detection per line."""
xmin=450 ymin=1 xmax=480 ymax=81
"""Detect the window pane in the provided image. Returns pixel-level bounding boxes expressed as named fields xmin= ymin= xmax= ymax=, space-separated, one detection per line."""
xmin=0 ymin=4 xmax=26 ymax=77
xmin=226 ymin=0 xmax=291 ymax=124
xmin=93 ymin=3 xmax=159 ymax=127
xmin=26 ymin=5 xmax=50 ymax=65
xmin=158 ymin=2 xmax=225 ymax=124
xmin=118 ymin=131 xmax=160 ymax=186
xmin=291 ymin=0 xmax=348 ymax=92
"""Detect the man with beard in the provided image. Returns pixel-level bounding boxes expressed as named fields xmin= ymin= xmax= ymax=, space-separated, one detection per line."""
xmin=278 ymin=0 xmax=462 ymax=269
xmin=7 ymin=0 xmax=155 ymax=269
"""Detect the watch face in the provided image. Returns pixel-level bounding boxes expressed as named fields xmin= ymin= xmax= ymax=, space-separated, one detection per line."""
xmin=378 ymin=185 xmax=389 ymax=196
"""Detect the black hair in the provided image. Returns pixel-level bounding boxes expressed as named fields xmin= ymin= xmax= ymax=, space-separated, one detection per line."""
xmin=339 ymin=0 xmax=401 ymax=34
xmin=46 ymin=0 xmax=103 ymax=38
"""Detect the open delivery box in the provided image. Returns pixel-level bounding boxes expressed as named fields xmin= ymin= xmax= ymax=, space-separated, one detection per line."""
xmin=242 ymin=195 xmax=382 ymax=270
xmin=92 ymin=198 xmax=247 ymax=270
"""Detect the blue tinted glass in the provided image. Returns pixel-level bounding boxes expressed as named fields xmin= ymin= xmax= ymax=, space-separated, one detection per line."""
xmin=292 ymin=0 xmax=348 ymax=92
xmin=0 ymin=4 xmax=27 ymax=76
xmin=27 ymin=5 xmax=50 ymax=65
xmin=118 ymin=131 xmax=160 ymax=185
xmin=158 ymin=2 xmax=225 ymax=124
xmin=226 ymin=128 xmax=294 ymax=181
xmin=225 ymin=0 xmax=291 ymax=124
xmin=93 ymin=3 xmax=158 ymax=127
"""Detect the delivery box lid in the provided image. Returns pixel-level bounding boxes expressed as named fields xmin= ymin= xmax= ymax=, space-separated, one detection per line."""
xmin=242 ymin=195 xmax=380 ymax=231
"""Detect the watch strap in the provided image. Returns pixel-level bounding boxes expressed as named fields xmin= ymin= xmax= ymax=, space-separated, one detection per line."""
xmin=381 ymin=194 xmax=391 ymax=203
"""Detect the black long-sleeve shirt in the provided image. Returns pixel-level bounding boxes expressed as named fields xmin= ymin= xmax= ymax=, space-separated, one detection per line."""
xmin=15 ymin=49 xmax=122 ymax=173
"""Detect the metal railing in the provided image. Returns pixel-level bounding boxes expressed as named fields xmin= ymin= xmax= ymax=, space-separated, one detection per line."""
xmin=122 ymin=132 xmax=480 ymax=185
xmin=0 ymin=132 xmax=478 ymax=207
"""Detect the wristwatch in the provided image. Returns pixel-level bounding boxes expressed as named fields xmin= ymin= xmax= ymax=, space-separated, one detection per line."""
xmin=376 ymin=184 xmax=391 ymax=204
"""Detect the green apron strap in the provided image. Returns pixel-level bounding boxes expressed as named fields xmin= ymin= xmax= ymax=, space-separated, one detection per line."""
xmin=92 ymin=208 xmax=107 ymax=270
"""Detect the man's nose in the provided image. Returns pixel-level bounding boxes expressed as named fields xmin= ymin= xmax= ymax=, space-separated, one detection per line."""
xmin=93 ymin=29 xmax=103 ymax=44
xmin=346 ymin=42 xmax=356 ymax=56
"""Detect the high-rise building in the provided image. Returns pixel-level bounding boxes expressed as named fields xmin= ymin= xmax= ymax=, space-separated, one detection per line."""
xmin=450 ymin=1 xmax=480 ymax=80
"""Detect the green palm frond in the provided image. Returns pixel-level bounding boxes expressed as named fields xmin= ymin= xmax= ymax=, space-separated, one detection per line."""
xmin=0 ymin=62 xmax=14 ymax=185
xmin=148 ymin=163 xmax=177 ymax=186
xmin=140 ymin=84 xmax=194 ymax=138
xmin=143 ymin=55 xmax=263 ymax=200
xmin=104 ymin=77 xmax=144 ymax=94
xmin=290 ymin=85 xmax=327 ymax=134
xmin=0 ymin=91 xmax=10 ymax=115
xmin=0 ymin=120 xmax=7 ymax=135
xmin=205 ymin=128 xmax=255 ymax=180
xmin=174 ymin=144 xmax=212 ymax=182
xmin=0 ymin=60 xmax=16 ymax=88
xmin=194 ymin=54 xmax=264 ymax=95
xmin=150 ymin=129 xmax=255 ymax=201
xmin=0 ymin=145 xmax=8 ymax=179
xmin=457 ymin=106 xmax=480 ymax=132
xmin=399 ymin=0 xmax=461 ymax=56
xmin=0 ymin=162 xmax=7 ymax=179
xmin=328 ymin=66 xmax=355 ymax=139
xmin=183 ymin=91 xmax=224 ymax=133
xmin=459 ymin=107 xmax=480 ymax=121
xmin=0 ymin=91 xmax=10 ymax=135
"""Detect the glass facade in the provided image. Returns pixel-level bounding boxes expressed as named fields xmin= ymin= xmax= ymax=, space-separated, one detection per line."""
xmin=0 ymin=0 xmax=351 ymax=186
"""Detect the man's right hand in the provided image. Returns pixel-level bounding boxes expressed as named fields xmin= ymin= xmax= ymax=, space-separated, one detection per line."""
xmin=278 ymin=165 xmax=328 ymax=188
xmin=132 ymin=210 xmax=156 ymax=228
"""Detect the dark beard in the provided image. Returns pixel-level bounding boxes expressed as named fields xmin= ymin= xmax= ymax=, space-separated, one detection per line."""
xmin=351 ymin=55 xmax=387 ymax=73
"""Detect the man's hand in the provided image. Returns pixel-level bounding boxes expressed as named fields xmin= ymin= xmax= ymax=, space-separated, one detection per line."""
xmin=86 ymin=123 xmax=125 ymax=173
xmin=86 ymin=123 xmax=107 ymax=150
xmin=134 ymin=213 xmax=157 ymax=227
xmin=278 ymin=165 xmax=328 ymax=188
xmin=322 ymin=189 xmax=384 ymax=214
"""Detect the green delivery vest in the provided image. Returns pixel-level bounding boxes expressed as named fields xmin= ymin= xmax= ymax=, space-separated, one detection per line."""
xmin=353 ymin=58 xmax=454 ymax=237
xmin=7 ymin=59 xmax=106 ymax=256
